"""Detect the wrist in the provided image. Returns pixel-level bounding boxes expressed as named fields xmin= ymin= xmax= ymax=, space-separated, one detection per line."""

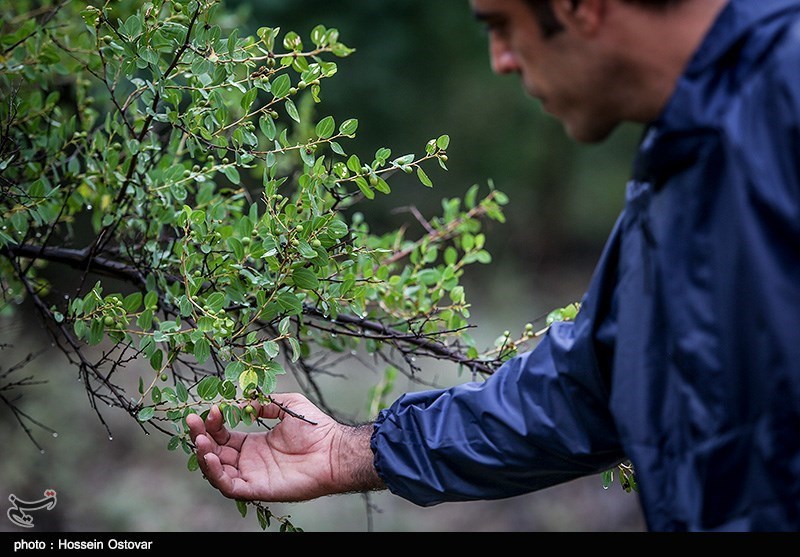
xmin=331 ymin=422 xmax=385 ymax=494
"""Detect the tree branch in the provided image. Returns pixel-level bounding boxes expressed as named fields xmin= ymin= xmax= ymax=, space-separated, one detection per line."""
xmin=2 ymin=243 xmax=497 ymax=375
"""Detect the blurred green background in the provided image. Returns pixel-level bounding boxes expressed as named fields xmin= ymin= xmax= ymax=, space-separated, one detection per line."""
xmin=1 ymin=0 xmax=646 ymax=532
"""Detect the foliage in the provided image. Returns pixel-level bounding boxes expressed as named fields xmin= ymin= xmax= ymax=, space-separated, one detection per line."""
xmin=0 ymin=0 xmax=516 ymax=529
xmin=0 ymin=0 xmax=632 ymax=530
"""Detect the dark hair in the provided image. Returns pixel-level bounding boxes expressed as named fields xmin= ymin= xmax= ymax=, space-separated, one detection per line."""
xmin=525 ymin=0 xmax=688 ymax=37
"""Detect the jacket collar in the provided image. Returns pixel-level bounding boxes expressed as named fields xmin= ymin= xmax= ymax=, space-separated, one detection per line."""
xmin=685 ymin=0 xmax=800 ymax=78
xmin=632 ymin=0 xmax=800 ymax=185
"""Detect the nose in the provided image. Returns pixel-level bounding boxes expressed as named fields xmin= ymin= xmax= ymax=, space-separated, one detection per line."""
xmin=490 ymin=37 xmax=519 ymax=75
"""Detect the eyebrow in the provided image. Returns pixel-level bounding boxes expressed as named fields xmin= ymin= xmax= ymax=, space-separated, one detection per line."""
xmin=473 ymin=10 xmax=508 ymax=32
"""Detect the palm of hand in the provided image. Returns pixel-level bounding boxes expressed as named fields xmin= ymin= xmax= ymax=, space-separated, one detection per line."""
xmin=188 ymin=394 xmax=340 ymax=502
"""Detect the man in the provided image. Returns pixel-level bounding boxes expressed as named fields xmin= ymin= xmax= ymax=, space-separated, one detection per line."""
xmin=187 ymin=0 xmax=800 ymax=531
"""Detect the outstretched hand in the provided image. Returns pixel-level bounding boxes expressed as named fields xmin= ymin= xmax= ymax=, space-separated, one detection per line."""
xmin=186 ymin=394 xmax=343 ymax=502
xmin=186 ymin=393 xmax=348 ymax=502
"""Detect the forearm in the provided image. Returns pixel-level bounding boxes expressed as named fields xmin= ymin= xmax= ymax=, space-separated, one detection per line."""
xmin=371 ymin=326 xmax=625 ymax=506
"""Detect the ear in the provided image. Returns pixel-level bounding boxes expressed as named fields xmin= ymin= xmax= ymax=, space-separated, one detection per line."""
xmin=551 ymin=0 xmax=605 ymax=36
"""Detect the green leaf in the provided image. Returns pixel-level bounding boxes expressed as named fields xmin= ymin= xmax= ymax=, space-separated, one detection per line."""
xmin=373 ymin=177 xmax=391 ymax=194
xmin=355 ymin=177 xmax=374 ymax=199
xmin=263 ymin=340 xmax=280 ymax=358
xmin=73 ymin=320 xmax=87 ymax=340
xmin=137 ymin=406 xmax=155 ymax=422
xmin=339 ymin=118 xmax=358 ymax=136
xmin=417 ymin=167 xmax=433 ymax=188
xmin=222 ymin=405 xmax=242 ymax=427
xmin=149 ymin=349 xmax=164 ymax=371
xmin=123 ymin=14 xmax=142 ymax=38
xmin=374 ymin=147 xmax=392 ymax=164
xmin=315 ymin=115 xmax=335 ymax=139
xmin=241 ymin=88 xmax=258 ymax=112
xmin=277 ymin=292 xmax=303 ymax=315
xmin=222 ymin=166 xmax=241 ymax=185
xmin=327 ymin=219 xmax=349 ymax=239
xmin=285 ymin=99 xmax=300 ymax=123
xmin=194 ymin=338 xmax=211 ymax=364
xmin=296 ymin=241 xmax=317 ymax=259
xmin=197 ymin=376 xmax=221 ymax=400
xmin=236 ymin=500 xmax=248 ymax=518
xmin=80 ymin=7 xmax=100 ymax=26
xmin=310 ymin=24 xmax=326 ymax=46
xmin=260 ymin=368 xmax=278 ymax=393
xmin=88 ymin=319 xmax=104 ymax=345
xmin=330 ymin=141 xmax=345 ymax=155
xmin=299 ymin=146 xmax=315 ymax=167
xmin=205 ymin=292 xmax=225 ymax=312
xmin=137 ymin=309 xmax=154 ymax=330
xmin=144 ymin=290 xmax=158 ymax=310
xmin=227 ymin=28 xmax=240 ymax=56
xmin=292 ymin=267 xmax=319 ymax=290
xmin=444 ymin=247 xmax=458 ymax=266
xmin=178 ymin=296 xmax=192 ymax=317
xmin=161 ymin=387 xmax=178 ymax=404
xmin=465 ymin=184 xmax=479 ymax=209
xmin=288 ymin=337 xmax=301 ymax=363
xmin=219 ymin=380 xmax=237 ymax=400
xmin=264 ymin=359 xmax=286 ymax=376
xmin=257 ymin=507 xmax=269 ymax=530
xmin=238 ymin=368 xmax=258 ymax=392
xmin=190 ymin=210 xmax=206 ymax=226
xmin=176 ymin=382 xmax=189 ymax=403
xmin=260 ymin=115 xmax=277 ymax=141
xmin=436 ymin=134 xmax=450 ymax=150
xmin=224 ymin=361 xmax=244 ymax=382
xmin=271 ymin=74 xmax=291 ymax=98
xmin=346 ymin=154 xmax=361 ymax=174
xmin=227 ymin=237 xmax=244 ymax=260
xmin=187 ymin=453 xmax=199 ymax=472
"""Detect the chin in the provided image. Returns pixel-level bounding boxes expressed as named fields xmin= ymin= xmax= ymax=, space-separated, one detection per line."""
xmin=564 ymin=120 xmax=618 ymax=144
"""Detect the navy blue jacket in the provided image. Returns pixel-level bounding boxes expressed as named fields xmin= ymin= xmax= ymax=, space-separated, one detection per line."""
xmin=370 ymin=0 xmax=800 ymax=531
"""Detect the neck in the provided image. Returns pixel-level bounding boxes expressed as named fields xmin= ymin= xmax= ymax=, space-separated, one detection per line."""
xmin=607 ymin=0 xmax=730 ymax=123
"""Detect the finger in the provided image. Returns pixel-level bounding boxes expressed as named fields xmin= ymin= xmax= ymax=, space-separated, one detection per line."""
xmin=199 ymin=451 xmax=237 ymax=497
xmin=203 ymin=405 xmax=231 ymax=446
xmin=194 ymin=434 xmax=243 ymax=496
xmin=186 ymin=413 xmax=207 ymax=444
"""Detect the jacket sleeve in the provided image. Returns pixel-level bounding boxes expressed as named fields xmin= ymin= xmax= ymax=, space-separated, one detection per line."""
xmin=370 ymin=297 xmax=627 ymax=506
